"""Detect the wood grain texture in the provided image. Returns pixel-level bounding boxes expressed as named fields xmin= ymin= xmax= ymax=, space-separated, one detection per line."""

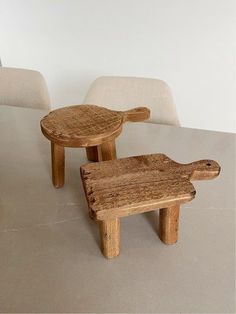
xmin=80 ymin=154 xmax=220 ymax=221
xmin=86 ymin=146 xmax=100 ymax=162
xmin=86 ymin=141 xmax=117 ymax=162
xmin=98 ymin=140 xmax=117 ymax=161
xmin=51 ymin=142 xmax=65 ymax=188
xmin=99 ymin=218 xmax=120 ymax=258
xmin=41 ymin=105 xmax=150 ymax=147
xmin=81 ymin=153 xmax=220 ymax=257
xmin=41 ymin=104 xmax=149 ymax=187
xmin=159 ymin=205 xmax=180 ymax=244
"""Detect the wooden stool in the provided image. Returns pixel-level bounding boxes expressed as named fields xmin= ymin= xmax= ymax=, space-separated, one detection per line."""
xmin=80 ymin=154 xmax=220 ymax=258
xmin=40 ymin=104 xmax=150 ymax=187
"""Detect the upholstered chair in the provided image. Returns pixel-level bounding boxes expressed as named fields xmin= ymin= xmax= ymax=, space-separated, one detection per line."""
xmin=84 ymin=76 xmax=180 ymax=126
xmin=0 ymin=67 xmax=50 ymax=109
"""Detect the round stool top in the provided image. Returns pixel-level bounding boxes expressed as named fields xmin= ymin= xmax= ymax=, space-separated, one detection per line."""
xmin=40 ymin=104 xmax=150 ymax=147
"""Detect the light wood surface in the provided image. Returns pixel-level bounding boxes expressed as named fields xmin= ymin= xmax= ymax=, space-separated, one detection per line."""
xmin=51 ymin=142 xmax=65 ymax=188
xmin=86 ymin=140 xmax=117 ymax=162
xmin=99 ymin=218 xmax=120 ymax=258
xmin=81 ymin=154 xmax=220 ymax=220
xmin=81 ymin=153 xmax=220 ymax=257
xmin=40 ymin=104 xmax=150 ymax=187
xmin=159 ymin=205 xmax=180 ymax=244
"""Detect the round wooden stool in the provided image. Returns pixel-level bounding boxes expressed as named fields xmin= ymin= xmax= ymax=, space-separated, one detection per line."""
xmin=40 ymin=104 xmax=150 ymax=188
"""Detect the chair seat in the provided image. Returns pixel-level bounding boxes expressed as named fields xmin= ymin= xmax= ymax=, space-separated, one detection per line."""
xmin=80 ymin=154 xmax=220 ymax=220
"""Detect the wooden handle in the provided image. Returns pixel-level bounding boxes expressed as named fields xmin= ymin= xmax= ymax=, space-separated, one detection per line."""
xmin=181 ymin=160 xmax=221 ymax=180
xmin=122 ymin=107 xmax=150 ymax=122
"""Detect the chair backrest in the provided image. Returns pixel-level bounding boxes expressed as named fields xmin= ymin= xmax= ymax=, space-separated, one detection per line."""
xmin=84 ymin=76 xmax=180 ymax=126
xmin=0 ymin=67 xmax=50 ymax=109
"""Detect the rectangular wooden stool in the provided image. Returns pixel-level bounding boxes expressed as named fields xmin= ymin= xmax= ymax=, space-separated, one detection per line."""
xmin=80 ymin=154 xmax=220 ymax=258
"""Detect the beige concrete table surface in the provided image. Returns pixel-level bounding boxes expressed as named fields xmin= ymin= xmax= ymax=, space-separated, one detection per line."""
xmin=0 ymin=105 xmax=235 ymax=313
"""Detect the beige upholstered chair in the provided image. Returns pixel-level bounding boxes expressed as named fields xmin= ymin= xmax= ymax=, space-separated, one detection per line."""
xmin=84 ymin=76 xmax=180 ymax=126
xmin=0 ymin=67 xmax=50 ymax=109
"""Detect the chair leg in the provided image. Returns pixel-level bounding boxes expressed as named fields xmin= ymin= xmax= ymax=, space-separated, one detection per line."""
xmin=86 ymin=146 xmax=100 ymax=162
xmin=51 ymin=142 xmax=65 ymax=188
xmin=99 ymin=218 xmax=120 ymax=258
xmin=99 ymin=140 xmax=117 ymax=161
xmin=159 ymin=205 xmax=180 ymax=244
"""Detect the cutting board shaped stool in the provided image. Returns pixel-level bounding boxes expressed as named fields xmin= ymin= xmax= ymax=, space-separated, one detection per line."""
xmin=80 ymin=154 xmax=220 ymax=258
xmin=40 ymin=104 xmax=150 ymax=187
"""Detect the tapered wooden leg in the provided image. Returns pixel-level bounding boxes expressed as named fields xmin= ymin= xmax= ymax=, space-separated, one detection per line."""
xmin=159 ymin=205 xmax=180 ymax=244
xmin=86 ymin=146 xmax=100 ymax=161
xmin=98 ymin=140 xmax=117 ymax=161
xmin=99 ymin=218 xmax=120 ymax=258
xmin=51 ymin=142 xmax=65 ymax=188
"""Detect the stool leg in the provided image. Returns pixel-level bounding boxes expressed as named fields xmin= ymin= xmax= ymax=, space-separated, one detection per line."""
xmin=99 ymin=218 xmax=120 ymax=258
xmin=51 ymin=142 xmax=65 ymax=188
xmin=86 ymin=146 xmax=100 ymax=162
xmin=159 ymin=205 xmax=180 ymax=244
xmin=99 ymin=140 xmax=117 ymax=161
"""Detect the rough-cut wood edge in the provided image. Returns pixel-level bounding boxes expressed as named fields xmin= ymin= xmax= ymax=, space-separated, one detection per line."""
xmin=51 ymin=142 xmax=65 ymax=188
xmin=159 ymin=205 xmax=180 ymax=244
xmin=99 ymin=218 xmax=120 ymax=258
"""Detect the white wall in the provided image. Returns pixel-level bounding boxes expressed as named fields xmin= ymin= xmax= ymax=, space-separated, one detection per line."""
xmin=0 ymin=0 xmax=235 ymax=133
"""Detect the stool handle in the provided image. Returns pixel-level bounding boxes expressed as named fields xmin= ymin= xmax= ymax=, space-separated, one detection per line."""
xmin=181 ymin=160 xmax=221 ymax=180
xmin=121 ymin=107 xmax=150 ymax=122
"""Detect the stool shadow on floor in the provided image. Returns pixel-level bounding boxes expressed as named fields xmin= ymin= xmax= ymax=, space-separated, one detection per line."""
xmin=36 ymin=132 xmax=51 ymax=175
xmin=67 ymin=162 xmax=101 ymax=250
xmin=143 ymin=211 xmax=159 ymax=234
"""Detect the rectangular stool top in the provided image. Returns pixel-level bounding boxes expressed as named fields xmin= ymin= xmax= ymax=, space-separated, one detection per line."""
xmin=80 ymin=154 xmax=220 ymax=220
